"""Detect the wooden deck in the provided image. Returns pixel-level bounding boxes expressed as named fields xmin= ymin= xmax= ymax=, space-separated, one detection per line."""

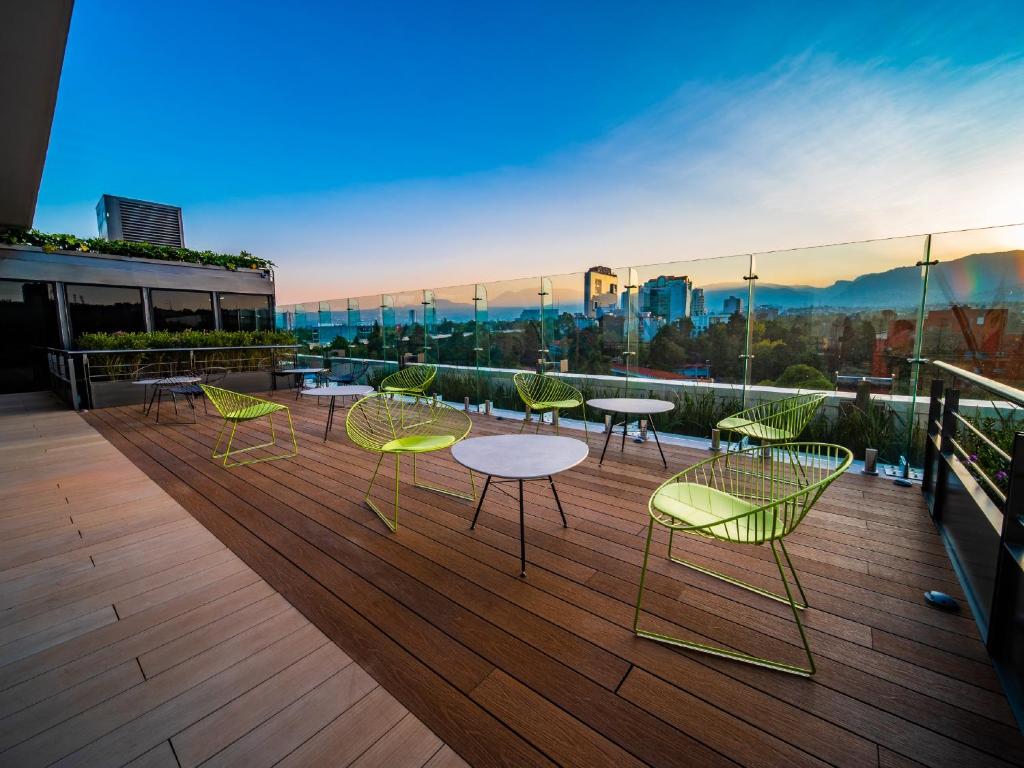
xmin=0 ymin=392 xmax=464 ymax=768
xmin=67 ymin=390 xmax=1024 ymax=767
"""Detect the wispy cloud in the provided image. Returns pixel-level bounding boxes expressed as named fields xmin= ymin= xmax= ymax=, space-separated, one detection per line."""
xmin=40 ymin=54 xmax=1024 ymax=303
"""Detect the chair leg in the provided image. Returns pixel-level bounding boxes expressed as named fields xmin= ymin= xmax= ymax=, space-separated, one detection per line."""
xmin=666 ymin=529 xmax=807 ymax=609
xmin=412 ymin=452 xmax=476 ymax=501
xmin=365 ymin=453 xmax=400 ymax=531
xmin=636 ymin=528 xmax=815 ymax=676
xmin=520 ymin=406 xmax=530 ymax=433
xmin=214 ymin=410 xmax=299 ymax=468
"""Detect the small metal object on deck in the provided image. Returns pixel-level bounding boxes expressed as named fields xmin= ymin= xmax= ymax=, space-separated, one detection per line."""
xmin=485 ymin=400 xmax=492 ymax=415
xmin=604 ymin=414 xmax=612 ymax=433
xmin=924 ymin=591 xmax=960 ymax=612
xmin=862 ymin=448 xmax=879 ymax=476
xmin=464 ymin=396 xmax=470 ymax=411
xmin=710 ymin=428 xmax=721 ymax=453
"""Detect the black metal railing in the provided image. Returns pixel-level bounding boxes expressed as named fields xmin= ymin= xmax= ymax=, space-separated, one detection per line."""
xmin=922 ymin=360 xmax=1024 ymax=728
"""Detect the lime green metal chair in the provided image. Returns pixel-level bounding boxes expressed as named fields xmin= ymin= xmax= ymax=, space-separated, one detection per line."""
xmin=634 ymin=442 xmax=852 ymax=676
xmin=346 ymin=392 xmax=474 ymax=531
xmin=200 ymin=385 xmax=298 ymax=468
xmin=379 ymin=364 xmax=436 ymax=399
xmin=717 ymin=392 xmax=826 ymax=453
xmin=513 ymin=372 xmax=588 ymax=440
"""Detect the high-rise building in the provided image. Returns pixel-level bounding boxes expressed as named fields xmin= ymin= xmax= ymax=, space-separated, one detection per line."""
xmin=691 ymin=287 xmax=706 ymax=316
xmin=723 ymin=295 xmax=744 ymax=315
xmin=639 ymin=275 xmax=692 ymax=323
xmin=96 ymin=195 xmax=185 ymax=247
xmin=583 ymin=266 xmax=618 ymax=318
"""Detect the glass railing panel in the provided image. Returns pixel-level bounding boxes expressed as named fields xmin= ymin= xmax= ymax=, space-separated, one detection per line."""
xmin=477 ymin=275 xmax=549 ymax=415
xmin=429 ymin=282 xmax=479 ymax=404
xmin=751 ymin=234 xmax=929 ymax=467
xmin=545 ymin=271 xmax=589 ymax=374
xmin=591 ymin=255 xmax=751 ymax=440
xmin=391 ymin=290 xmax=424 ymax=367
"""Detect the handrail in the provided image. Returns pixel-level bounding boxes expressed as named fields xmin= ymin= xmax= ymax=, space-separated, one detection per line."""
xmin=931 ymin=360 xmax=1024 ymax=409
xmin=48 ymin=344 xmax=301 ymax=355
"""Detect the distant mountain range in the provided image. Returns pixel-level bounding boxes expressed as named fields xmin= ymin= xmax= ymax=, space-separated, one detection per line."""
xmin=701 ymin=250 xmax=1024 ymax=311
xmin=331 ymin=250 xmax=1024 ymax=325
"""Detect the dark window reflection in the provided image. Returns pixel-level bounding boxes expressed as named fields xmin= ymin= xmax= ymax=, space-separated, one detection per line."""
xmin=65 ymin=284 xmax=145 ymax=337
xmin=219 ymin=293 xmax=272 ymax=331
xmin=0 ymin=280 xmax=60 ymax=393
xmin=151 ymin=289 xmax=214 ymax=331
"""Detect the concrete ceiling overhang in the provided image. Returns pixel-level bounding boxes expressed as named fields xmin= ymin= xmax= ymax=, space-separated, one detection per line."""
xmin=0 ymin=1 xmax=74 ymax=230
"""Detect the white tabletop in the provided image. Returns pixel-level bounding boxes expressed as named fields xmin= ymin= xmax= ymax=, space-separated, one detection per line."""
xmin=452 ymin=435 xmax=589 ymax=480
xmin=303 ymin=385 xmax=374 ymax=397
xmin=586 ymin=397 xmax=674 ymax=415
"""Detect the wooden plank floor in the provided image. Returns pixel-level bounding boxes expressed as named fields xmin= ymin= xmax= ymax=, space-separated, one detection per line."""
xmin=0 ymin=392 xmax=464 ymax=768
xmin=77 ymin=389 xmax=1024 ymax=768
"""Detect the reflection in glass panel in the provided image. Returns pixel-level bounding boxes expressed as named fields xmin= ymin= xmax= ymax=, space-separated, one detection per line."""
xmin=151 ymin=289 xmax=215 ymax=331
xmin=220 ymin=293 xmax=273 ymax=331
xmin=65 ymin=284 xmax=145 ymax=338
xmin=0 ymin=279 xmax=59 ymax=393
xmin=925 ymin=224 xmax=1024 ymax=391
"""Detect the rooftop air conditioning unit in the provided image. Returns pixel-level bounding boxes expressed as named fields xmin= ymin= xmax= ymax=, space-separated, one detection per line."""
xmin=96 ymin=194 xmax=184 ymax=248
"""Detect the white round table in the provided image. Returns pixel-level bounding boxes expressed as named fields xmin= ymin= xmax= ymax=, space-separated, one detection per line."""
xmin=586 ymin=397 xmax=674 ymax=467
xmin=452 ymin=434 xmax=589 ymax=576
xmin=303 ymin=385 xmax=374 ymax=440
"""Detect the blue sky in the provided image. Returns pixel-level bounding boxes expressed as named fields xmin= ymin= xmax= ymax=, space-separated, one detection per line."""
xmin=35 ymin=1 xmax=1024 ymax=302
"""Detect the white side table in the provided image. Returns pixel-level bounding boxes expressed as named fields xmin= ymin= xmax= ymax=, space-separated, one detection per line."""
xmin=586 ymin=398 xmax=674 ymax=467
xmin=452 ymin=434 xmax=588 ymax=576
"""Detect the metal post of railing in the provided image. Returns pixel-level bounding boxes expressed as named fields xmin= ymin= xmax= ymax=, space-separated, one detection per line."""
xmin=987 ymin=431 xmax=1024 ymax=654
xmin=67 ymin=354 xmax=80 ymax=410
xmin=922 ymin=378 xmax=945 ymax=497
xmin=933 ymin=388 xmax=960 ymax=523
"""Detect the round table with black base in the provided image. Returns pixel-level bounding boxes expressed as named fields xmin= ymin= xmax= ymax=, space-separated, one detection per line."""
xmin=136 ymin=376 xmax=202 ymax=423
xmin=303 ymin=385 xmax=374 ymax=440
xmin=587 ymin=397 xmax=674 ymax=468
xmin=452 ymin=434 xmax=589 ymax=576
xmin=273 ymin=368 xmax=330 ymax=399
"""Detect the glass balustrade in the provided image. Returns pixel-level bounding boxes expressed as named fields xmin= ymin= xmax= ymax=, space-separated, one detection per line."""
xmin=277 ymin=224 xmax=1024 ymax=469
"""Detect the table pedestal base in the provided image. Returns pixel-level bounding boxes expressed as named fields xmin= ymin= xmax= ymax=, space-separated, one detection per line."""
xmin=470 ymin=475 xmax=568 ymax=576
xmin=599 ymin=413 xmax=667 ymax=467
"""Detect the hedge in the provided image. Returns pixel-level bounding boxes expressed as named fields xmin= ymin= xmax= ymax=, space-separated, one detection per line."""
xmin=76 ymin=329 xmax=296 ymax=350
xmin=1 ymin=228 xmax=274 ymax=271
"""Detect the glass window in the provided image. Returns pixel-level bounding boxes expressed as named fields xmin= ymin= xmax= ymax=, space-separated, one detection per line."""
xmin=65 ymin=284 xmax=146 ymax=338
xmin=0 ymin=280 xmax=59 ymax=393
xmin=219 ymin=293 xmax=273 ymax=331
xmin=151 ymin=289 xmax=215 ymax=331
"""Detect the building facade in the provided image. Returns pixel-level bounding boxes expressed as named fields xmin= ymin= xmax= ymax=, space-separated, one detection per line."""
xmin=0 ymin=244 xmax=275 ymax=394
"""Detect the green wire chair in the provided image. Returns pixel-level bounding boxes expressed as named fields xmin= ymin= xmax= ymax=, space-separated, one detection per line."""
xmin=634 ymin=442 xmax=852 ymax=676
xmin=200 ymin=385 xmax=298 ymax=468
xmin=379 ymin=364 xmax=437 ymax=398
xmin=716 ymin=392 xmax=827 ymax=453
xmin=346 ymin=392 xmax=474 ymax=532
xmin=512 ymin=372 xmax=588 ymax=440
